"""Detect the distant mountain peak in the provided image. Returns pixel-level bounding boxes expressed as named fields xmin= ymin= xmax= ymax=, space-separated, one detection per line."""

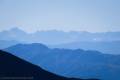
xmin=30 ymin=43 xmax=49 ymax=49
xmin=9 ymin=27 xmax=26 ymax=34
xmin=11 ymin=27 xmax=21 ymax=31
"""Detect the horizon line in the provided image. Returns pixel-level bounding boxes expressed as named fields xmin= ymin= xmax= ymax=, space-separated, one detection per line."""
xmin=0 ymin=27 xmax=120 ymax=33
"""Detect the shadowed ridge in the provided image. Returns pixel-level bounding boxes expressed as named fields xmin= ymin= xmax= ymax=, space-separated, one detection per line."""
xmin=0 ymin=50 xmax=64 ymax=80
xmin=0 ymin=50 xmax=98 ymax=80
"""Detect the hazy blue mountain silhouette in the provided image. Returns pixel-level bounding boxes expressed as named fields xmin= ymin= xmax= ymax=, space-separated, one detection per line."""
xmin=0 ymin=50 xmax=99 ymax=80
xmin=5 ymin=43 xmax=120 ymax=80
xmin=0 ymin=28 xmax=120 ymax=44
xmin=52 ymin=41 xmax=120 ymax=54
xmin=0 ymin=40 xmax=19 ymax=49
xmin=0 ymin=28 xmax=31 ymax=43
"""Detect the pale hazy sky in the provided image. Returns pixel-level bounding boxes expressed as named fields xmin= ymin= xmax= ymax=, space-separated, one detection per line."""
xmin=0 ymin=0 xmax=120 ymax=32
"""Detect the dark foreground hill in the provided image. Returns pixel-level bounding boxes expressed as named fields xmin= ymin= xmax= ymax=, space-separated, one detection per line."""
xmin=0 ymin=50 xmax=98 ymax=80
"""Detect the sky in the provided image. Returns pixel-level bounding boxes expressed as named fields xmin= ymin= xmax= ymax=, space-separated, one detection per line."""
xmin=0 ymin=0 xmax=120 ymax=33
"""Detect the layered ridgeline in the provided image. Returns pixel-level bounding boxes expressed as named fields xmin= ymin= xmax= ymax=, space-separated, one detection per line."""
xmin=0 ymin=28 xmax=120 ymax=54
xmin=0 ymin=50 xmax=98 ymax=80
xmin=5 ymin=43 xmax=120 ymax=80
xmin=52 ymin=41 xmax=120 ymax=54
xmin=1 ymin=28 xmax=120 ymax=44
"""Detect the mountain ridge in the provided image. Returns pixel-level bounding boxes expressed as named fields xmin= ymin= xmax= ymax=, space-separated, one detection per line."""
xmin=5 ymin=43 xmax=120 ymax=80
xmin=1 ymin=28 xmax=120 ymax=44
xmin=0 ymin=50 xmax=99 ymax=80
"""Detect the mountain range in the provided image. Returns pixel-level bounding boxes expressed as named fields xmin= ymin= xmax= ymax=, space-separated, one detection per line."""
xmin=1 ymin=28 xmax=120 ymax=44
xmin=4 ymin=43 xmax=120 ymax=80
xmin=0 ymin=28 xmax=120 ymax=54
xmin=0 ymin=50 xmax=99 ymax=80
